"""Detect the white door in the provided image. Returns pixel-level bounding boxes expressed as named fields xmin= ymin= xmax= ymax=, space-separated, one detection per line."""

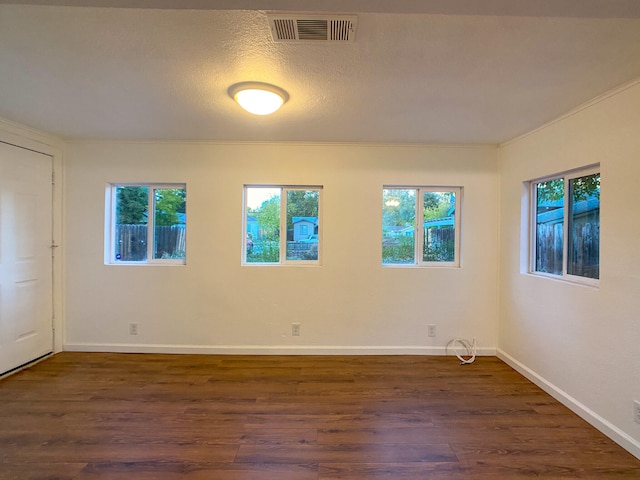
xmin=0 ymin=141 xmax=53 ymax=375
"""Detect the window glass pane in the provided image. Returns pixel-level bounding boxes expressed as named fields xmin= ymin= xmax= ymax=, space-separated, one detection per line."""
xmin=423 ymin=191 xmax=456 ymax=262
xmin=382 ymin=189 xmax=415 ymax=264
xmin=153 ymin=188 xmax=186 ymax=260
xmin=535 ymin=178 xmax=564 ymax=275
xmin=246 ymin=187 xmax=281 ymax=263
xmin=286 ymin=189 xmax=319 ymax=261
xmin=568 ymin=173 xmax=600 ymax=279
xmin=115 ymin=186 xmax=148 ymax=261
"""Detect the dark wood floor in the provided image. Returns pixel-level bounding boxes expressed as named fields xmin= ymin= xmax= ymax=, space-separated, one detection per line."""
xmin=1 ymin=353 xmax=639 ymax=479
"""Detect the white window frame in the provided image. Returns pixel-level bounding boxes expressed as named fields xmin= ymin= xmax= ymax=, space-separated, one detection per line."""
xmin=383 ymin=186 xmax=462 ymax=268
xmin=105 ymin=183 xmax=186 ymax=265
xmin=529 ymin=165 xmax=599 ymax=286
xmin=243 ymin=185 xmax=322 ymax=266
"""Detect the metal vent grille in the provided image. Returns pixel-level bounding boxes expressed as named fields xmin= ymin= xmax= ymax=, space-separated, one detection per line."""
xmin=297 ymin=19 xmax=328 ymax=40
xmin=268 ymin=14 xmax=357 ymax=42
xmin=272 ymin=18 xmax=296 ymax=40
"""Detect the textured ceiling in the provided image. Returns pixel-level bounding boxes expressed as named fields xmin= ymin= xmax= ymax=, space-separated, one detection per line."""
xmin=2 ymin=1 xmax=640 ymax=144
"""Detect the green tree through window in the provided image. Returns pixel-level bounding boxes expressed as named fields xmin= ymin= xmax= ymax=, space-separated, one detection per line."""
xmin=111 ymin=184 xmax=186 ymax=263
xmin=383 ymin=187 xmax=460 ymax=266
xmin=245 ymin=186 xmax=321 ymax=264
xmin=116 ymin=186 xmax=148 ymax=225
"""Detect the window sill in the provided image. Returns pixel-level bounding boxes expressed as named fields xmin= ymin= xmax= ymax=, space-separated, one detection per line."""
xmin=106 ymin=262 xmax=186 ymax=267
xmin=525 ymin=272 xmax=599 ymax=289
xmin=242 ymin=262 xmax=321 ymax=267
xmin=382 ymin=263 xmax=460 ymax=269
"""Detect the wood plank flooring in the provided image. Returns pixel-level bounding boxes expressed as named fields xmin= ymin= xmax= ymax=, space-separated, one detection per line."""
xmin=1 ymin=353 xmax=639 ymax=479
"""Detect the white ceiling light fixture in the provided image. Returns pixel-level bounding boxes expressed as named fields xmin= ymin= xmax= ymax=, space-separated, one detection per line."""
xmin=228 ymin=82 xmax=289 ymax=116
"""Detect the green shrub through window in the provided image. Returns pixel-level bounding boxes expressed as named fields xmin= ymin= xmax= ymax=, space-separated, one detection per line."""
xmin=382 ymin=187 xmax=461 ymax=267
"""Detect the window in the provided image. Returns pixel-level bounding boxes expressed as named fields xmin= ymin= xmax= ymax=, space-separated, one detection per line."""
xmin=106 ymin=184 xmax=186 ymax=264
xmin=531 ymin=166 xmax=600 ymax=283
xmin=244 ymin=186 xmax=321 ymax=265
xmin=382 ymin=187 xmax=461 ymax=267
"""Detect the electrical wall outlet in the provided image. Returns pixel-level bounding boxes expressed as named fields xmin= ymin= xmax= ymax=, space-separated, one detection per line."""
xmin=634 ymin=400 xmax=640 ymax=424
xmin=129 ymin=322 xmax=138 ymax=335
xmin=427 ymin=324 xmax=436 ymax=337
xmin=292 ymin=323 xmax=301 ymax=336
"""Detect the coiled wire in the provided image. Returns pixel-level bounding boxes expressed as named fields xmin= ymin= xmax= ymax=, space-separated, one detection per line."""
xmin=446 ymin=337 xmax=477 ymax=365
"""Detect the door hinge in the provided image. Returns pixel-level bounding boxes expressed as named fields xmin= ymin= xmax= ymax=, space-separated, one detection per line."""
xmin=52 ymin=171 xmax=55 ymax=185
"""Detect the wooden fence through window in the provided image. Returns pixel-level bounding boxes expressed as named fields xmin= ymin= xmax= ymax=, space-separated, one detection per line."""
xmin=536 ymin=222 xmax=599 ymax=278
xmin=424 ymin=227 xmax=455 ymax=262
xmin=115 ymin=224 xmax=185 ymax=261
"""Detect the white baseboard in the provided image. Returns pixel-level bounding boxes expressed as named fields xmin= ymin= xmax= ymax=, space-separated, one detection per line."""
xmin=497 ymin=349 xmax=640 ymax=461
xmin=63 ymin=342 xmax=496 ymax=356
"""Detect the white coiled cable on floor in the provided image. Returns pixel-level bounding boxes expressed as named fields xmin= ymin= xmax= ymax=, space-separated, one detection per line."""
xmin=446 ymin=337 xmax=477 ymax=365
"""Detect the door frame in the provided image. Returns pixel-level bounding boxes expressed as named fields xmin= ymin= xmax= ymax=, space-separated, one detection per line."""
xmin=0 ymin=118 xmax=64 ymax=355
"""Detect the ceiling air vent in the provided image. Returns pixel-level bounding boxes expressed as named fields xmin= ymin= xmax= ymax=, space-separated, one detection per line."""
xmin=268 ymin=14 xmax=357 ymax=42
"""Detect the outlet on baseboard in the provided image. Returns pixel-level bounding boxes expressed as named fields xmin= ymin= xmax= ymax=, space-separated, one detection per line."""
xmin=292 ymin=323 xmax=301 ymax=336
xmin=427 ymin=324 xmax=436 ymax=337
xmin=129 ymin=322 xmax=138 ymax=336
xmin=634 ymin=400 xmax=640 ymax=424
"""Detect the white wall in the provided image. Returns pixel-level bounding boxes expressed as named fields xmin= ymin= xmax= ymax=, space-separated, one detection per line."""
xmin=498 ymin=82 xmax=640 ymax=457
xmin=6 ymin=84 xmax=640 ymax=456
xmin=64 ymin=142 xmax=498 ymax=354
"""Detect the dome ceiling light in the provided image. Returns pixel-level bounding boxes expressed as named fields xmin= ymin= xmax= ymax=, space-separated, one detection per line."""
xmin=228 ymin=82 xmax=289 ymax=116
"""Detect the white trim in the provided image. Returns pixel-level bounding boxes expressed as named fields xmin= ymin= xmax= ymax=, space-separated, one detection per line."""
xmin=528 ymin=166 xmax=600 ymax=286
xmin=106 ymin=183 xmax=187 ymax=265
xmin=382 ymin=186 xmax=462 ymax=267
xmin=68 ymin=138 xmax=498 ymax=149
xmin=497 ymin=349 xmax=640 ymax=461
xmin=64 ymin=342 xmax=496 ymax=357
xmin=242 ymin=185 xmax=322 ymax=266
xmin=0 ymin=118 xmax=65 ymax=356
xmin=0 ymin=117 xmax=63 ymax=151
